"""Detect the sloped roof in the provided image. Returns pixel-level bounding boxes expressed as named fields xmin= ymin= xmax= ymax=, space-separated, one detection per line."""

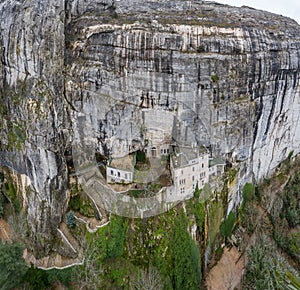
xmin=108 ymin=154 xmax=134 ymax=172
xmin=171 ymin=145 xmax=208 ymax=168
xmin=209 ymin=157 xmax=226 ymax=167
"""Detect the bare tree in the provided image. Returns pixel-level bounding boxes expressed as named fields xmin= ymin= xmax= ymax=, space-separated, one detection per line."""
xmin=75 ymin=239 xmax=103 ymax=290
xmin=131 ymin=266 xmax=163 ymax=290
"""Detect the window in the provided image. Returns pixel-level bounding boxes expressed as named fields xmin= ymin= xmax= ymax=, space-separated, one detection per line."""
xmin=161 ymin=149 xmax=163 ymax=154
xmin=202 ymin=163 xmax=204 ymax=168
xmin=164 ymin=149 xmax=167 ymax=154
xmin=167 ymin=149 xmax=169 ymax=153
xmin=192 ymin=167 xmax=195 ymax=172
xmin=125 ymin=173 xmax=127 ymax=179
xmin=111 ymin=170 xmax=113 ymax=175
xmin=180 ymin=187 xmax=185 ymax=194
xmin=181 ymin=170 xmax=183 ymax=175
xmin=192 ymin=176 xmax=194 ymax=181
xmin=118 ymin=172 xmax=120 ymax=177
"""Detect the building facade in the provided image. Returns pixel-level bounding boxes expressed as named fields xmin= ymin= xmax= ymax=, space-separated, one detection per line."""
xmin=106 ymin=154 xmax=135 ymax=184
xmin=170 ymin=145 xmax=210 ymax=199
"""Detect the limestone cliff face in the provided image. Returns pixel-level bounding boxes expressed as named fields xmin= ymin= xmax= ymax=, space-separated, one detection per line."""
xmin=0 ymin=0 xmax=68 ymax=256
xmin=1 ymin=0 xmax=300 ymax=255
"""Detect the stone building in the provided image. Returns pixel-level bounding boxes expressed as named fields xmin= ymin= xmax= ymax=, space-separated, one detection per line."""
xmin=170 ymin=145 xmax=210 ymax=197
xmin=106 ymin=154 xmax=135 ymax=184
xmin=106 ymin=141 xmax=226 ymax=203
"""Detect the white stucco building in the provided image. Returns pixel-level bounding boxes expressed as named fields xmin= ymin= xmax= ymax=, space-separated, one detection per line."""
xmin=106 ymin=154 xmax=135 ymax=184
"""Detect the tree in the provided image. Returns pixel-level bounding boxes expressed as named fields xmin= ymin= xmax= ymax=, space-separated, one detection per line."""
xmin=66 ymin=211 xmax=76 ymax=228
xmin=194 ymin=182 xmax=200 ymax=199
xmin=0 ymin=242 xmax=28 ymax=290
xmin=132 ymin=266 xmax=163 ymax=290
xmin=169 ymin=211 xmax=201 ymax=290
xmin=74 ymin=238 xmax=103 ymax=290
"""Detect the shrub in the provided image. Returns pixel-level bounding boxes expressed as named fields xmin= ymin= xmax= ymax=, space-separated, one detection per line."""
xmin=211 ymin=74 xmax=219 ymax=83
xmin=0 ymin=202 xmax=3 ymax=218
xmin=136 ymin=150 xmax=146 ymax=163
xmin=241 ymin=183 xmax=255 ymax=209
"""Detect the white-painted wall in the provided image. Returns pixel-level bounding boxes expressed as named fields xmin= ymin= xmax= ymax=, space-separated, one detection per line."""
xmin=106 ymin=167 xmax=133 ymax=184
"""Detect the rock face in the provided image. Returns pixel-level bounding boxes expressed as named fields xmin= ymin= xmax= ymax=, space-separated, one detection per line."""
xmin=0 ymin=0 xmax=68 ymax=256
xmin=1 ymin=0 xmax=300 ymax=256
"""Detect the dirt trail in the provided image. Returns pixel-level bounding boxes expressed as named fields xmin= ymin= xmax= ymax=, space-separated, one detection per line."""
xmin=206 ymin=246 xmax=245 ymax=290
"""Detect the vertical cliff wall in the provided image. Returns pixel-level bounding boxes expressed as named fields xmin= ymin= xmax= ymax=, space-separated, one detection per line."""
xmin=0 ymin=0 xmax=300 ymax=256
xmin=0 ymin=0 xmax=69 ymax=256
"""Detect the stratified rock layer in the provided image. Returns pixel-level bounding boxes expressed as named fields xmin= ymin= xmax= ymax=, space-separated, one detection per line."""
xmin=1 ymin=0 xmax=300 ymax=256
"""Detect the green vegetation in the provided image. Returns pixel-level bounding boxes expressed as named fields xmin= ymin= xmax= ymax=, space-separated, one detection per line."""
xmin=281 ymin=175 xmax=300 ymax=228
xmin=0 ymin=241 xmax=76 ymax=290
xmin=241 ymin=157 xmax=300 ymax=288
xmin=197 ymin=45 xmax=206 ymax=53
xmin=241 ymin=182 xmax=255 ymax=209
xmin=211 ymin=74 xmax=219 ymax=83
xmin=21 ymin=266 xmax=74 ymax=289
xmin=220 ymin=210 xmax=236 ymax=238
xmin=0 ymin=242 xmax=28 ymax=290
xmin=136 ymin=150 xmax=146 ymax=163
xmin=0 ymin=192 xmax=4 ymax=218
xmin=169 ymin=211 xmax=201 ymax=290
xmin=243 ymin=234 xmax=300 ymax=290
xmin=227 ymin=167 xmax=237 ymax=183
xmin=271 ymin=173 xmax=300 ymax=264
xmin=2 ymin=181 xmax=22 ymax=213
xmin=66 ymin=211 xmax=76 ymax=228
xmin=68 ymin=183 xmax=95 ymax=217
xmin=74 ymin=215 xmax=129 ymax=289
xmin=0 ymin=170 xmax=229 ymax=289
xmin=68 ymin=192 xmax=94 ymax=217
xmin=89 ymin=215 xmax=128 ymax=262
xmin=240 ymin=201 xmax=258 ymax=234
xmin=208 ymin=200 xmax=223 ymax=247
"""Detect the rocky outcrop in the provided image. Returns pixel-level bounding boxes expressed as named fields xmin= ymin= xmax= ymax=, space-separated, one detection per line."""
xmin=0 ymin=0 xmax=300 ymax=257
